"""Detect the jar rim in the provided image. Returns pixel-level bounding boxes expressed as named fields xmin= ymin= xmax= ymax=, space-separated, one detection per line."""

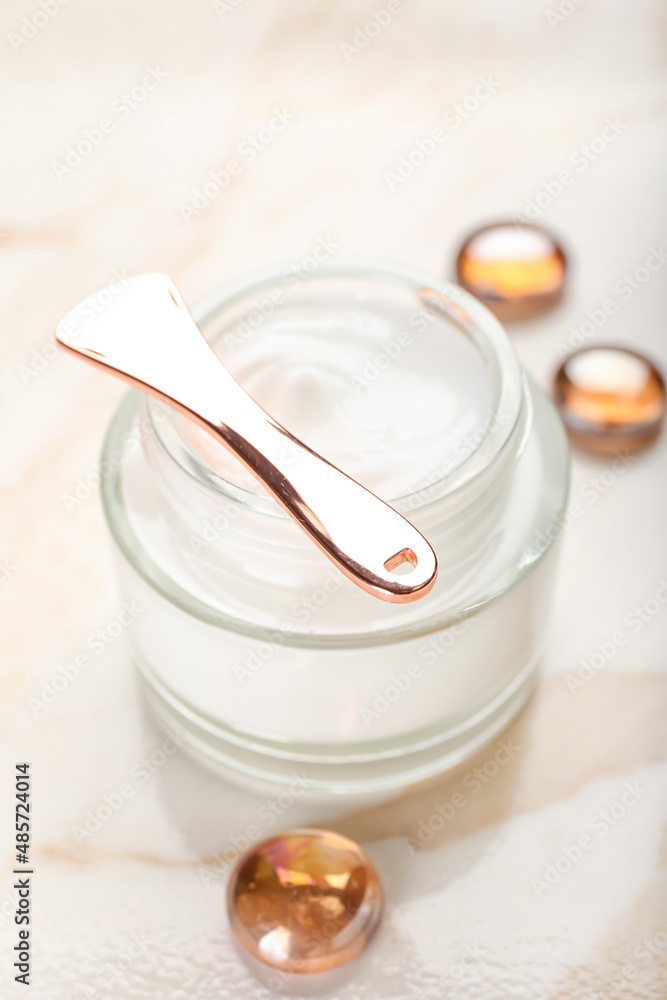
xmin=145 ymin=257 xmax=526 ymax=517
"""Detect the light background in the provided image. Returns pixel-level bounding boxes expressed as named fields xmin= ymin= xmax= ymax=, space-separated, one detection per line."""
xmin=0 ymin=0 xmax=666 ymax=997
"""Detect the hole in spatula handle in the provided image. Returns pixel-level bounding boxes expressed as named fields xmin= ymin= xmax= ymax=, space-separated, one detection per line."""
xmin=384 ymin=548 xmax=419 ymax=576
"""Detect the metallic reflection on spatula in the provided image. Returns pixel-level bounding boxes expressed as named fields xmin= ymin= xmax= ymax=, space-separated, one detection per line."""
xmin=55 ymin=274 xmax=438 ymax=603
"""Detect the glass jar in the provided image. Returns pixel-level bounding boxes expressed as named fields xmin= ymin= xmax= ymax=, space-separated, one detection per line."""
xmin=101 ymin=258 xmax=569 ymax=800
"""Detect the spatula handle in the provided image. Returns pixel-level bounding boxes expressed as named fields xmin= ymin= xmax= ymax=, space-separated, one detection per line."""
xmin=55 ymin=274 xmax=438 ymax=603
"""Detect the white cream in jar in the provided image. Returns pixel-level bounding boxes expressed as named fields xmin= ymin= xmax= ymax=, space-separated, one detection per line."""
xmin=101 ymin=259 xmax=569 ymax=797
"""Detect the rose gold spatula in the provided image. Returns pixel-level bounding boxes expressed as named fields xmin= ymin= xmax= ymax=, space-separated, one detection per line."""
xmin=55 ymin=273 xmax=437 ymax=603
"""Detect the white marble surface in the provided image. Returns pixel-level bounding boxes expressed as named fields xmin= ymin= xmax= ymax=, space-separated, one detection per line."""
xmin=1 ymin=0 xmax=667 ymax=997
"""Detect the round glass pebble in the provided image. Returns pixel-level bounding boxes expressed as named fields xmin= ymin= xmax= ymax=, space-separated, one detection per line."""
xmin=553 ymin=346 xmax=665 ymax=453
xmin=227 ymin=828 xmax=383 ymax=974
xmin=456 ymin=221 xmax=566 ymax=320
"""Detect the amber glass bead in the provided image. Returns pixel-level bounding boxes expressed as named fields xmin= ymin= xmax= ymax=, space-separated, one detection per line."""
xmin=456 ymin=222 xmax=567 ymax=320
xmin=227 ymin=829 xmax=383 ymax=974
xmin=553 ymin=346 xmax=665 ymax=453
